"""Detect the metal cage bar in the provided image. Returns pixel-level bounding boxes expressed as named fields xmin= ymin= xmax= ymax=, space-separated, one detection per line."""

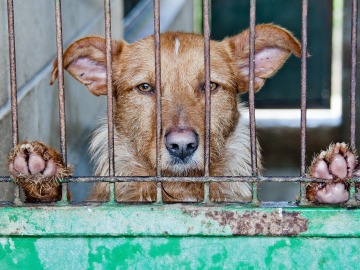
xmin=1 ymin=175 xmax=360 ymax=184
xmin=54 ymin=0 xmax=69 ymax=204
xmin=300 ymin=0 xmax=308 ymax=176
xmin=6 ymin=0 xmax=21 ymax=205
xmin=248 ymin=0 xmax=259 ymax=205
xmin=299 ymin=0 xmax=308 ymax=205
xmin=348 ymin=0 xmax=358 ymax=206
xmin=104 ymin=0 xmax=116 ymax=203
xmin=203 ymin=0 xmax=211 ymax=203
xmin=248 ymin=0 xmax=257 ymax=176
xmin=350 ymin=0 xmax=358 ymax=150
xmin=153 ymin=0 xmax=163 ymax=204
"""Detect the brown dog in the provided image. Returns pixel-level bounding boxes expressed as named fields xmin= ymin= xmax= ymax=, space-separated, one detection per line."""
xmin=7 ymin=24 xmax=356 ymax=204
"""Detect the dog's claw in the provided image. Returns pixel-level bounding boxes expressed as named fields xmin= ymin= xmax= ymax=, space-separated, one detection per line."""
xmin=306 ymin=143 xmax=356 ymax=204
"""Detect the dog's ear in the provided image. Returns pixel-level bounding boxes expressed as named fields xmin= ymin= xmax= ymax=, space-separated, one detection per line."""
xmin=50 ymin=36 xmax=126 ymax=96
xmin=223 ymin=24 xmax=302 ymax=93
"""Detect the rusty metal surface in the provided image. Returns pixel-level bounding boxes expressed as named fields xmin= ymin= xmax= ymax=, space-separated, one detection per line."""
xmin=350 ymin=0 xmax=358 ymax=150
xmin=205 ymin=210 xmax=308 ymax=236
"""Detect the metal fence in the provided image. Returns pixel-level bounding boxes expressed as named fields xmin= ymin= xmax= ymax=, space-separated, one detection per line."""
xmin=2 ymin=0 xmax=360 ymax=207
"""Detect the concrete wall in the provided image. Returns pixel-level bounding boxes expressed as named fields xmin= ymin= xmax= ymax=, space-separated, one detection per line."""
xmin=0 ymin=0 xmax=124 ymax=200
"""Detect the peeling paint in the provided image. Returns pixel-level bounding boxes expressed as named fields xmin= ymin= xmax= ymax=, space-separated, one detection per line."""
xmin=205 ymin=210 xmax=309 ymax=236
xmin=182 ymin=208 xmax=201 ymax=217
xmin=0 ymin=206 xmax=358 ymax=237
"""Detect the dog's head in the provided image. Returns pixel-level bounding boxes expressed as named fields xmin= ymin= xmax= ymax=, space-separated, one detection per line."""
xmin=51 ymin=24 xmax=301 ymax=176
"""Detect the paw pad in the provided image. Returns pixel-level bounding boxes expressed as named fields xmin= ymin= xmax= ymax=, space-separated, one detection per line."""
xmin=9 ymin=142 xmax=58 ymax=177
xmin=307 ymin=143 xmax=358 ymax=204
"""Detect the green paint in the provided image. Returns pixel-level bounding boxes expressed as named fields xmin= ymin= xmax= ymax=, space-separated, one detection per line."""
xmin=0 ymin=238 xmax=42 ymax=270
xmin=265 ymin=239 xmax=290 ymax=267
xmin=88 ymin=240 xmax=144 ymax=269
xmin=149 ymin=237 xmax=181 ymax=257
xmin=0 ymin=237 xmax=359 ymax=269
xmin=8 ymin=215 xmax=17 ymax=223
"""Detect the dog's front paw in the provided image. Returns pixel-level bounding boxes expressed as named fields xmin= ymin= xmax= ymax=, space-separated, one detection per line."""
xmin=8 ymin=141 xmax=72 ymax=202
xmin=306 ymin=142 xmax=358 ymax=204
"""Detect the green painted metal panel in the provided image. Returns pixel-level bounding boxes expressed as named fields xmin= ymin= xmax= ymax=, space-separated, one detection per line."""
xmin=1 ymin=205 xmax=359 ymax=268
xmin=0 ymin=205 xmax=360 ymax=237
xmin=0 ymin=237 xmax=359 ymax=269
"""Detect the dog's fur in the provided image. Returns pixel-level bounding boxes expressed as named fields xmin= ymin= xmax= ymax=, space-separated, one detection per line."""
xmin=9 ymin=24 xmax=303 ymax=203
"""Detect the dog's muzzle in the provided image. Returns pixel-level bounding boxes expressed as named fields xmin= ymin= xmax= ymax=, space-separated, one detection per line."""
xmin=165 ymin=127 xmax=199 ymax=162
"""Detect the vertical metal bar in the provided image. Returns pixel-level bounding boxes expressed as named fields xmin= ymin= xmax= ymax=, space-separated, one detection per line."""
xmin=348 ymin=0 xmax=358 ymax=207
xmin=350 ymin=0 xmax=358 ymax=150
xmin=55 ymin=0 xmax=67 ymax=166
xmin=300 ymin=0 xmax=308 ymax=176
xmin=7 ymin=0 xmax=18 ymax=148
xmin=54 ymin=0 xmax=69 ymax=204
xmin=154 ymin=0 xmax=163 ymax=204
xmin=248 ymin=0 xmax=257 ymax=176
xmin=104 ymin=0 xmax=115 ymax=203
xmin=299 ymin=0 xmax=308 ymax=205
xmin=203 ymin=0 xmax=211 ymax=203
xmin=249 ymin=0 xmax=259 ymax=205
xmin=7 ymin=0 xmax=21 ymax=205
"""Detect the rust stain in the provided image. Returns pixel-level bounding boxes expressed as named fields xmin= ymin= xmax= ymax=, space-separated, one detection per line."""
xmin=205 ymin=210 xmax=309 ymax=236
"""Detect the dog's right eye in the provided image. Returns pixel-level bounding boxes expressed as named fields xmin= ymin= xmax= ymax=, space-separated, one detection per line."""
xmin=136 ymin=83 xmax=154 ymax=93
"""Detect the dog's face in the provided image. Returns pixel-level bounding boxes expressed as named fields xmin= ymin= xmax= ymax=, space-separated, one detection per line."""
xmin=51 ymin=25 xmax=301 ymax=176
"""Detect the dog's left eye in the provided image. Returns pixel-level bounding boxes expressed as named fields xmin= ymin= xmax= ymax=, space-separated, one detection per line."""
xmin=136 ymin=83 xmax=154 ymax=93
xmin=201 ymin=82 xmax=219 ymax=92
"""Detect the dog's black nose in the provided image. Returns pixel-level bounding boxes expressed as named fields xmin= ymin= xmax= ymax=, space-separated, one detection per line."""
xmin=165 ymin=128 xmax=199 ymax=160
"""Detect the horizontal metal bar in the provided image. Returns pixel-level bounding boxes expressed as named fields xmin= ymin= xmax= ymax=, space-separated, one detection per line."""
xmin=1 ymin=176 xmax=360 ymax=183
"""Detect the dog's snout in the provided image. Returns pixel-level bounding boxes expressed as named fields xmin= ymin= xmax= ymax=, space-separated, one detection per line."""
xmin=165 ymin=128 xmax=199 ymax=160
